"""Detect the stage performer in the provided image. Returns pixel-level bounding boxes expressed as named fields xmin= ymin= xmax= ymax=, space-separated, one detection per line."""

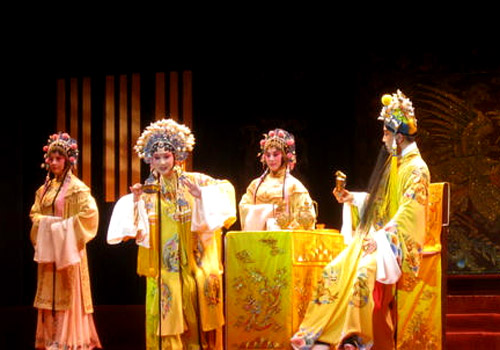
xmin=291 ymin=90 xmax=430 ymax=349
xmin=30 ymin=132 xmax=102 ymax=349
xmin=107 ymin=118 xmax=236 ymax=350
xmin=239 ymin=128 xmax=316 ymax=231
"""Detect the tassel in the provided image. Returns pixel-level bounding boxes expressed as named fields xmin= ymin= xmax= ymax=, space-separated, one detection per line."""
xmin=284 ymin=166 xmax=290 ymax=214
xmin=253 ymin=168 xmax=269 ymax=204
xmin=389 ymin=138 xmax=399 ymax=217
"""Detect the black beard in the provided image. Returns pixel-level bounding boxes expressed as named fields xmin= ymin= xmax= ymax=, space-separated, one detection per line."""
xmin=359 ymin=146 xmax=391 ymax=232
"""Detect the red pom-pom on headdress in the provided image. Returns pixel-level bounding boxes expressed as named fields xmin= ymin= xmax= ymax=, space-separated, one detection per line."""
xmin=41 ymin=131 xmax=79 ymax=170
xmin=258 ymin=128 xmax=297 ymax=168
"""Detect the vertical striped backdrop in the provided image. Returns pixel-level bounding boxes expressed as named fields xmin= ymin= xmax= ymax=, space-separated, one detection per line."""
xmin=56 ymin=71 xmax=193 ymax=202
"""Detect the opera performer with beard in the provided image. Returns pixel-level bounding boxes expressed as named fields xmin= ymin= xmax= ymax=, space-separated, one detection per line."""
xmin=291 ymin=90 xmax=430 ymax=350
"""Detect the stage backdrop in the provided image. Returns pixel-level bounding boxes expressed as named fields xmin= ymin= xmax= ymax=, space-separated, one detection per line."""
xmin=414 ymin=83 xmax=500 ymax=274
xmin=54 ymin=70 xmax=500 ymax=276
xmin=17 ymin=60 xmax=500 ymax=312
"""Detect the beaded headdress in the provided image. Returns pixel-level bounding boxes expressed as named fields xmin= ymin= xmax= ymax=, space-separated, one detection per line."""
xmin=259 ymin=128 xmax=296 ymax=169
xmin=378 ymin=89 xmax=417 ymax=136
xmin=41 ymin=132 xmax=79 ymax=170
xmin=134 ymin=118 xmax=195 ymax=163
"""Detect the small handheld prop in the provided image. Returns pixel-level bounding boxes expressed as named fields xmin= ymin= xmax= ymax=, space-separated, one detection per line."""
xmin=335 ymin=170 xmax=347 ymax=193
xmin=143 ymin=171 xmax=161 ymax=193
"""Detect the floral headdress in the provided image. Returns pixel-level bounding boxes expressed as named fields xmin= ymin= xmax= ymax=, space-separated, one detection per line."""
xmin=259 ymin=128 xmax=296 ymax=169
xmin=378 ymin=89 xmax=417 ymax=136
xmin=134 ymin=118 xmax=195 ymax=163
xmin=41 ymin=132 xmax=79 ymax=170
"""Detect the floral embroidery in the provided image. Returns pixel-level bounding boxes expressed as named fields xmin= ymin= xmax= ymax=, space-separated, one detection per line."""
xmin=398 ymin=271 xmax=419 ymax=291
xmin=233 ymin=267 xmax=287 ymax=332
xmin=290 ymin=327 xmax=323 ymax=350
xmin=235 ymin=336 xmax=285 ymax=349
xmin=349 ymin=268 xmax=370 ymax=308
xmin=398 ymin=311 xmax=439 ymax=350
xmin=162 ymin=234 xmax=179 ymax=272
xmin=294 ymin=272 xmax=313 ymax=320
xmin=160 ymin=283 xmax=172 ymax=318
xmin=193 ymin=235 xmax=204 ymax=267
xmin=404 ymin=168 xmax=429 ymax=206
xmin=204 ymin=273 xmax=221 ymax=306
xmin=402 ymin=234 xmax=422 ymax=274
xmin=235 ymin=250 xmax=256 ymax=264
xmin=312 ymin=266 xmax=340 ymax=304
xmin=259 ymin=238 xmax=285 ymax=255
xmin=233 ymin=276 xmax=246 ymax=292
xmin=384 ymin=223 xmax=403 ymax=263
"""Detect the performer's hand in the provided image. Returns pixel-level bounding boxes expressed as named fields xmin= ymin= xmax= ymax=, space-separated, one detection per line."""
xmin=136 ymin=229 xmax=145 ymax=242
xmin=333 ymin=187 xmax=353 ymax=204
xmin=181 ymin=178 xmax=201 ymax=198
xmin=362 ymin=236 xmax=377 ymax=255
xmin=130 ymin=183 xmax=143 ymax=202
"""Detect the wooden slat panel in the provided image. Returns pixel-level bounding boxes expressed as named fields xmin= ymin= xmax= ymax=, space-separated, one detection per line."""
xmin=131 ymin=73 xmax=141 ymax=185
xmin=182 ymin=71 xmax=193 ymax=171
xmin=155 ymin=72 xmax=166 ymax=120
xmin=119 ymin=75 xmax=129 ymax=197
xmin=104 ymin=76 xmax=116 ymax=202
xmin=182 ymin=71 xmax=193 ymax=127
xmin=70 ymin=78 xmax=79 ymax=143
xmin=82 ymin=77 xmax=91 ymax=186
xmin=56 ymin=79 xmax=66 ymax=132
xmin=70 ymin=78 xmax=79 ymax=177
xmin=169 ymin=71 xmax=179 ymax=121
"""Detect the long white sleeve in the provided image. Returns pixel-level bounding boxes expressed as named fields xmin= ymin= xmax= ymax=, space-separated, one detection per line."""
xmin=107 ymin=193 xmax=150 ymax=247
xmin=191 ymin=183 xmax=236 ymax=245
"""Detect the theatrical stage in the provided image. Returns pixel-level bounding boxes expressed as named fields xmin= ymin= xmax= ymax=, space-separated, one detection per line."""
xmin=2 ymin=48 xmax=499 ymax=349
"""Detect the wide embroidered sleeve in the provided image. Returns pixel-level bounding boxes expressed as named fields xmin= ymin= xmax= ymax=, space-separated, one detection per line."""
xmin=190 ymin=173 xmax=237 ymax=245
xmin=380 ymin=161 xmax=430 ymax=277
xmin=29 ymin=186 xmax=45 ymax=247
xmin=107 ymin=193 xmax=150 ymax=247
xmin=31 ymin=179 xmax=100 ymax=269
xmin=239 ymin=179 xmax=276 ymax=231
xmin=69 ymin=186 xmax=100 ymax=252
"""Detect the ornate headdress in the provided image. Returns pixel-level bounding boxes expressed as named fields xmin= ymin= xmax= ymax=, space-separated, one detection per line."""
xmin=379 ymin=90 xmax=418 ymax=218
xmin=378 ymin=89 xmax=417 ymax=136
xmin=134 ymin=118 xmax=195 ymax=163
xmin=259 ymin=128 xmax=296 ymax=169
xmin=41 ymin=132 xmax=79 ymax=170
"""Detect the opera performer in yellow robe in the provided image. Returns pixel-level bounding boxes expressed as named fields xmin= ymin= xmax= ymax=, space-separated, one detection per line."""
xmin=107 ymin=119 xmax=236 ymax=350
xmin=239 ymin=128 xmax=316 ymax=231
xmin=30 ymin=132 xmax=102 ymax=349
xmin=291 ymin=90 xmax=430 ymax=349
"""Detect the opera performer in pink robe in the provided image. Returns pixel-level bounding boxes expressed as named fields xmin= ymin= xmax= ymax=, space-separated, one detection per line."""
xmin=30 ymin=132 xmax=101 ymax=350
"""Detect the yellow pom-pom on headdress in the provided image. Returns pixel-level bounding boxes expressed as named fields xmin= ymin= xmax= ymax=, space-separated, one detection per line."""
xmin=381 ymin=94 xmax=393 ymax=106
xmin=378 ymin=89 xmax=417 ymax=136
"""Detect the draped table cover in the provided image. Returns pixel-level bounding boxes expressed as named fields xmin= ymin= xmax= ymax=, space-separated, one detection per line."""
xmin=225 ymin=229 xmax=345 ymax=349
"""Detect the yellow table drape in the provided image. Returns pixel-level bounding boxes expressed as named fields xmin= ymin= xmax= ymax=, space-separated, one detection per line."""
xmin=225 ymin=229 xmax=345 ymax=349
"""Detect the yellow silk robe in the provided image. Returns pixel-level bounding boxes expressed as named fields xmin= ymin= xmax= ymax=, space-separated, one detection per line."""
xmin=239 ymin=168 xmax=316 ymax=230
xmin=110 ymin=167 xmax=236 ymax=350
xmin=30 ymin=173 xmax=99 ymax=314
xmin=292 ymin=145 xmax=429 ymax=349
